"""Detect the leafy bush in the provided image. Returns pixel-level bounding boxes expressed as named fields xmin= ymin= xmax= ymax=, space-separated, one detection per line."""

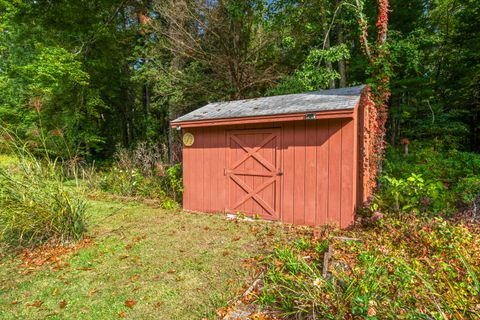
xmin=258 ymin=217 xmax=480 ymax=319
xmin=0 ymin=159 xmax=87 ymax=247
xmin=454 ymin=177 xmax=480 ymax=206
xmin=375 ymin=173 xmax=452 ymax=214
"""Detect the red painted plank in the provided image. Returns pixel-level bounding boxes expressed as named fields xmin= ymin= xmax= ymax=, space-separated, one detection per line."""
xmin=282 ymin=123 xmax=295 ymax=224
xmin=204 ymin=127 xmax=213 ymax=211
xmin=182 ymin=130 xmax=192 ymax=210
xmin=189 ymin=128 xmax=203 ymax=211
xmin=304 ymin=121 xmax=317 ymax=226
xmin=293 ymin=121 xmax=306 ymax=225
xmin=328 ymin=119 xmax=343 ymax=225
xmin=316 ymin=121 xmax=330 ymax=225
xmin=210 ymin=127 xmax=222 ymax=211
xmin=219 ymin=127 xmax=227 ymax=211
xmin=341 ymin=119 xmax=355 ymax=227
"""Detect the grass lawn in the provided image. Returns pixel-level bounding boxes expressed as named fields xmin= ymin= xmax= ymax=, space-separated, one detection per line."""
xmin=0 ymin=199 xmax=286 ymax=319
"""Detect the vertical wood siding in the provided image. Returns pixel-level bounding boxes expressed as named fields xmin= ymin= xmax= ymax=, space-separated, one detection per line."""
xmin=182 ymin=118 xmax=358 ymax=228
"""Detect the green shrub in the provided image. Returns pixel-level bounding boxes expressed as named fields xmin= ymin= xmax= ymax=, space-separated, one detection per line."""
xmin=454 ymin=177 xmax=480 ymax=206
xmin=376 ymin=143 xmax=480 ymax=214
xmin=375 ymin=173 xmax=452 ymax=214
xmin=383 ymin=144 xmax=480 ymax=187
xmin=164 ymin=163 xmax=183 ymax=202
xmin=0 ymin=160 xmax=87 ymax=247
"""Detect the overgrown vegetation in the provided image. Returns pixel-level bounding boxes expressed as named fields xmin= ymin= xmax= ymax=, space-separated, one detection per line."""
xmin=373 ymin=143 xmax=480 ymax=215
xmin=259 ymin=216 xmax=480 ymax=318
xmin=0 ymin=136 xmax=87 ymax=247
xmin=96 ymin=143 xmax=183 ymax=208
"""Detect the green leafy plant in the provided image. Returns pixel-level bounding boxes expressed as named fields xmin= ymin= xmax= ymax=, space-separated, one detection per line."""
xmin=375 ymin=173 xmax=450 ymax=214
xmin=454 ymin=177 xmax=480 ymax=206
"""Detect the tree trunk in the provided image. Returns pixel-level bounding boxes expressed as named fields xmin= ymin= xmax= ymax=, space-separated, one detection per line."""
xmin=320 ymin=2 xmax=335 ymax=89
xmin=337 ymin=20 xmax=347 ymax=87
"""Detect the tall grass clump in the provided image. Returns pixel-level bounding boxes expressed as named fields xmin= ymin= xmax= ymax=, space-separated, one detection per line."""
xmin=0 ymin=130 xmax=87 ymax=247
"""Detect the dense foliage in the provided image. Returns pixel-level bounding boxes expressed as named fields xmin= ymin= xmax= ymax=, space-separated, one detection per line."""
xmin=374 ymin=144 xmax=480 ymax=215
xmin=1 ymin=0 xmax=478 ymax=158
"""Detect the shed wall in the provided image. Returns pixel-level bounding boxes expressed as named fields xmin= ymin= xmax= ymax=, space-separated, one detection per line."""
xmin=182 ymin=118 xmax=358 ymax=228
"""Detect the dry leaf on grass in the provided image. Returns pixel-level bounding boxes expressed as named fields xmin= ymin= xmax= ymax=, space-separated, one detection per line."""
xmin=27 ymin=300 xmax=43 ymax=307
xmin=88 ymin=288 xmax=98 ymax=297
xmin=125 ymin=299 xmax=136 ymax=308
xmin=130 ymin=274 xmax=140 ymax=281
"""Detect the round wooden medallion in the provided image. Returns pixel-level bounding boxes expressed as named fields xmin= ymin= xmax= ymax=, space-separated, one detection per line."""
xmin=183 ymin=132 xmax=194 ymax=146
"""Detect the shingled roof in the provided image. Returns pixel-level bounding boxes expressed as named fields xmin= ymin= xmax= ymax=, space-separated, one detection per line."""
xmin=172 ymin=85 xmax=365 ymax=124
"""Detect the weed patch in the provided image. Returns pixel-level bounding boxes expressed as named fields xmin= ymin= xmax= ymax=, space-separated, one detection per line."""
xmin=258 ymin=217 xmax=480 ymax=319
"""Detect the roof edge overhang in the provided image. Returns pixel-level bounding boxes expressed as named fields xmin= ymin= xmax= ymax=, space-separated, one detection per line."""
xmin=170 ymin=106 xmax=356 ymax=129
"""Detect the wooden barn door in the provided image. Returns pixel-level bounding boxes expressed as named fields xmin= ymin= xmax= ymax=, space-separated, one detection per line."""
xmin=226 ymin=128 xmax=282 ymax=220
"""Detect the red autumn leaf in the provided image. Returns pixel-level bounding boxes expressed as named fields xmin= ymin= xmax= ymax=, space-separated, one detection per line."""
xmin=130 ymin=274 xmax=140 ymax=281
xmin=10 ymin=300 xmax=18 ymax=305
xmin=125 ymin=299 xmax=137 ymax=309
xmin=28 ymin=300 xmax=43 ymax=307
xmin=59 ymin=300 xmax=68 ymax=309
xmin=232 ymin=236 xmax=241 ymax=241
xmin=118 ymin=311 xmax=126 ymax=318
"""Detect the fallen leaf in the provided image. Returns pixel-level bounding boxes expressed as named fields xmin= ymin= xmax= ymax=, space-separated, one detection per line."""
xmin=28 ymin=300 xmax=43 ymax=308
xmin=232 ymin=236 xmax=241 ymax=241
xmin=125 ymin=243 xmax=133 ymax=250
xmin=167 ymin=269 xmax=176 ymax=274
xmin=10 ymin=300 xmax=18 ymax=305
xmin=59 ymin=300 xmax=68 ymax=309
xmin=133 ymin=235 xmax=146 ymax=242
xmin=368 ymin=307 xmax=377 ymax=317
xmin=223 ymin=250 xmax=229 ymax=256
xmin=130 ymin=274 xmax=140 ymax=281
xmin=118 ymin=311 xmax=126 ymax=318
xmin=88 ymin=288 xmax=98 ymax=297
xmin=125 ymin=299 xmax=136 ymax=309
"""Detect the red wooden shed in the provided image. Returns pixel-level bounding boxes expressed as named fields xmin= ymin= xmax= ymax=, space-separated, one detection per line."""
xmin=171 ymin=85 xmax=370 ymax=228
